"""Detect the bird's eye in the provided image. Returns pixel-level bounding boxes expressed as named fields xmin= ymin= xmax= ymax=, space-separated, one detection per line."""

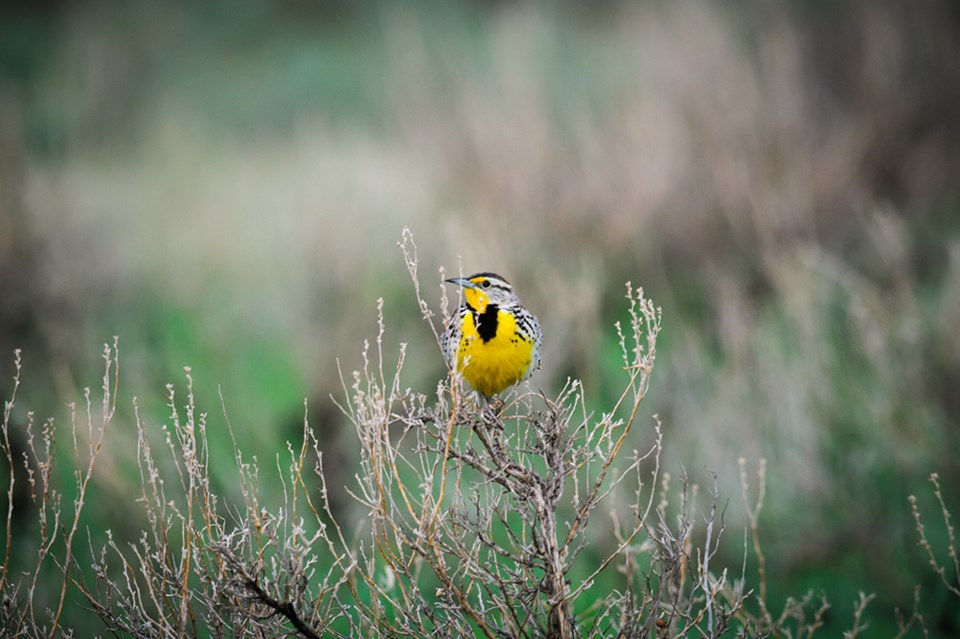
xmin=481 ymin=280 xmax=491 ymax=289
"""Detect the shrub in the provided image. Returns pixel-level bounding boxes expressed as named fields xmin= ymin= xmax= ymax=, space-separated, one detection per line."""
xmin=0 ymin=237 xmax=955 ymax=637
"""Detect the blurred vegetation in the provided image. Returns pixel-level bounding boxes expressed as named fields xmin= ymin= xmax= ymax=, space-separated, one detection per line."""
xmin=1 ymin=0 xmax=959 ymax=635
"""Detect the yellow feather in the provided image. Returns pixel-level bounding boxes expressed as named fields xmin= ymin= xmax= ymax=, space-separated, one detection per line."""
xmin=455 ymin=309 xmax=535 ymax=397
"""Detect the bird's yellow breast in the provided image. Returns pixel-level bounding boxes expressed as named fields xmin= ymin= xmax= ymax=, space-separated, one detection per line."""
xmin=455 ymin=309 xmax=534 ymax=397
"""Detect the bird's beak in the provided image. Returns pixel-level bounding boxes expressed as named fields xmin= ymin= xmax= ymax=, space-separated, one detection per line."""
xmin=445 ymin=277 xmax=478 ymax=290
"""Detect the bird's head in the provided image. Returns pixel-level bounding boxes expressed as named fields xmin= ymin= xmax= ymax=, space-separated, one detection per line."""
xmin=445 ymin=272 xmax=518 ymax=312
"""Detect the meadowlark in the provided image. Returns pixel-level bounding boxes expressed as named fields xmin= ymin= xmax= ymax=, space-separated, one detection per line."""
xmin=441 ymin=272 xmax=542 ymax=400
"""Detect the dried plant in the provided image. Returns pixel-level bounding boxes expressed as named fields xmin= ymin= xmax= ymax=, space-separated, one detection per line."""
xmin=910 ymin=474 xmax=959 ymax=601
xmin=0 ymin=233 xmax=946 ymax=637
xmin=1 ymin=342 xmax=117 ymax=638
xmin=2 ymin=342 xmax=357 ymax=638
xmin=332 ymin=232 xmax=753 ymax=638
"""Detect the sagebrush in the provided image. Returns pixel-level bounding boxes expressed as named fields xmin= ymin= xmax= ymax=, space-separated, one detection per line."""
xmin=1 ymin=244 xmax=957 ymax=637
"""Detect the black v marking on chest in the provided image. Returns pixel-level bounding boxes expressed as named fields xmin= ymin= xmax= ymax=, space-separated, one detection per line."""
xmin=474 ymin=304 xmax=500 ymax=343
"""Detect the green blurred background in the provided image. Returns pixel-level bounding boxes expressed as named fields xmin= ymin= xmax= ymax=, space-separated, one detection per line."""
xmin=2 ymin=0 xmax=959 ymax=635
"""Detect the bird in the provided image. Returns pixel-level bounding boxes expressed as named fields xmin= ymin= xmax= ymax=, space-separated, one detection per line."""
xmin=441 ymin=272 xmax=542 ymax=401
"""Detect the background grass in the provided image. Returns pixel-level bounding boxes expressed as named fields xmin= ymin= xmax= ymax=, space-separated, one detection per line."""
xmin=2 ymin=0 xmax=959 ymax=635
